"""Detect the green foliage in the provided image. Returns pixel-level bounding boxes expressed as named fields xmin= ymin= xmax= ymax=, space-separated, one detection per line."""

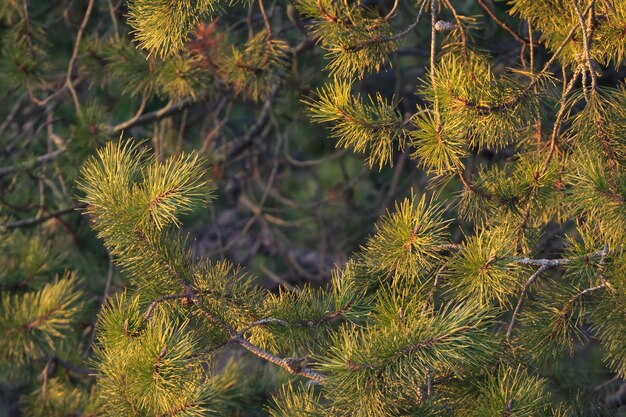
xmin=267 ymin=383 xmax=323 ymax=417
xmin=409 ymin=108 xmax=467 ymax=175
xmin=362 ymin=194 xmax=448 ymax=281
xmin=0 ymin=230 xmax=62 ymax=289
xmin=0 ymin=271 xmax=84 ymax=370
xmin=425 ymin=52 xmax=540 ymax=150
xmin=457 ymin=366 xmax=552 ymax=417
xmin=318 ymin=299 xmax=497 ymax=416
xmin=565 ymin=88 xmax=626 ymax=166
xmin=20 ymin=377 xmax=100 ymax=417
xmin=94 ymin=292 xmax=265 ymax=416
xmin=77 ymin=140 xmax=212 ymax=301
xmin=258 ymin=268 xmax=367 ymax=354
xmin=128 ymin=0 xmax=219 ymax=58
xmin=3 ymin=0 xmax=626 ymax=415
xmin=305 ymin=78 xmax=404 ymax=169
xmin=95 ymin=309 xmax=226 ymax=416
xmin=219 ymin=31 xmax=290 ymax=101
xmin=566 ymin=153 xmax=626 ymax=247
xmin=100 ymin=36 xmax=159 ymax=97
xmin=443 ymin=229 xmax=521 ymax=307
xmin=0 ymin=0 xmax=21 ymax=24
xmin=510 ymin=0 xmax=626 ymax=67
xmin=157 ymin=53 xmax=214 ymax=101
xmin=295 ymin=0 xmax=398 ymax=78
xmin=0 ymin=23 xmax=48 ymax=88
xmin=67 ymin=102 xmax=111 ymax=169
xmin=591 ymin=269 xmax=626 ymax=379
xmin=516 ymin=280 xmax=590 ymax=363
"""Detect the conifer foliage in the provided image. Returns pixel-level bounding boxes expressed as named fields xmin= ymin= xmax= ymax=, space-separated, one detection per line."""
xmin=2 ymin=0 xmax=626 ymax=416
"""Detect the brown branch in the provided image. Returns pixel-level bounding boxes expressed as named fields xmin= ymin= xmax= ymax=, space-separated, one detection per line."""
xmin=430 ymin=0 xmax=439 ymax=119
xmin=477 ymin=0 xmax=534 ymax=46
xmin=236 ymin=336 xmax=326 ymax=382
xmin=504 ymin=247 xmax=609 ymax=341
xmin=503 ymin=399 xmax=515 ymax=417
xmin=4 ymin=204 xmax=85 ymax=229
xmin=455 ymin=166 xmax=495 ymax=201
xmin=139 ymin=230 xmax=327 ymax=382
xmin=505 ymin=264 xmax=551 ymax=340
xmin=335 ymin=106 xmax=403 ymax=133
xmin=144 ymin=294 xmax=191 ymax=320
xmin=148 ymin=188 xmax=178 ymax=212
xmin=111 ymin=94 xmax=149 ymax=132
xmin=316 ymin=0 xmax=351 ymax=27
xmin=0 ymin=93 xmax=26 ymax=137
xmin=236 ymin=318 xmax=288 ymax=336
xmin=66 ymin=0 xmax=95 ymax=114
xmin=112 ymin=98 xmax=199 ymax=134
xmin=448 ymin=88 xmax=529 ymax=115
xmin=544 ymin=68 xmax=582 ymax=168
xmin=572 ymin=0 xmax=597 ymax=95
xmin=0 ymin=149 xmax=65 ymax=178
xmin=442 ymin=0 xmax=469 ymax=54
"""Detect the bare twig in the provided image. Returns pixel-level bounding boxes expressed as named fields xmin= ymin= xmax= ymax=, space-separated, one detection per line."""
xmin=111 ymin=94 xmax=149 ymax=133
xmin=66 ymin=0 xmax=95 ymax=114
xmin=506 ymin=264 xmax=550 ymax=340
xmin=477 ymin=0 xmax=534 ymax=46
xmin=3 ymin=203 xmax=84 ymax=229
xmin=0 ymin=149 xmax=65 ymax=178
xmin=111 ymin=98 xmax=201 ymax=134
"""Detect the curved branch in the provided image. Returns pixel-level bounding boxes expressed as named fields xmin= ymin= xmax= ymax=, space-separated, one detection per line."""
xmin=476 ymin=0 xmax=535 ymax=46
xmin=343 ymin=0 xmax=428 ymax=53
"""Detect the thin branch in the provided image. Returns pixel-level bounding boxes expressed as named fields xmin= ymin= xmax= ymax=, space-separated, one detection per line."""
xmin=544 ymin=67 xmax=582 ymax=167
xmin=455 ymin=165 xmax=495 ymax=201
xmin=236 ymin=336 xmax=325 ymax=382
xmin=344 ymin=0 xmax=428 ymax=52
xmin=504 ymin=245 xmax=609 ymax=341
xmin=430 ymin=0 xmax=439 ymax=124
xmin=111 ymin=98 xmax=199 ymax=134
xmin=572 ymin=0 xmax=597 ymax=96
xmin=0 ymin=93 xmax=27 ymax=137
xmin=144 ymin=294 xmax=190 ymax=321
xmin=3 ymin=204 xmax=84 ymax=229
xmin=107 ymin=0 xmax=119 ymax=34
xmin=442 ymin=0 xmax=468 ymax=54
xmin=382 ymin=0 xmax=399 ymax=21
xmin=477 ymin=0 xmax=534 ymax=46
xmin=236 ymin=318 xmax=288 ymax=336
xmin=512 ymin=248 xmax=608 ymax=266
xmin=0 ymin=149 xmax=65 ymax=178
xmin=506 ymin=264 xmax=550 ymax=340
xmin=53 ymin=356 xmax=92 ymax=376
xmin=574 ymin=282 xmax=606 ymax=299
xmin=111 ymin=94 xmax=149 ymax=133
xmin=66 ymin=0 xmax=95 ymax=114
xmin=86 ymin=253 xmax=114 ymax=356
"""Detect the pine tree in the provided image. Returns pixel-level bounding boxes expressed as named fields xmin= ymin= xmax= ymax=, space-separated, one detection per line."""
xmin=2 ymin=0 xmax=626 ymax=416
